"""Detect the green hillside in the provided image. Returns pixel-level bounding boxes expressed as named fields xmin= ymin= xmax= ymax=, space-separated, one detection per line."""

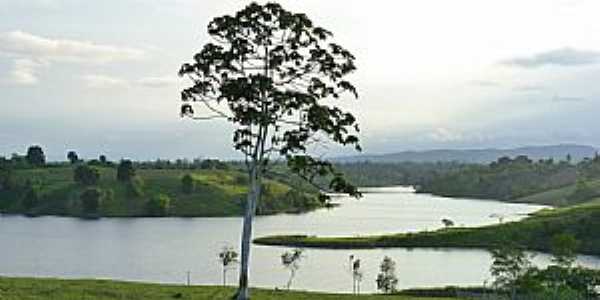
xmin=0 ymin=166 xmax=322 ymax=218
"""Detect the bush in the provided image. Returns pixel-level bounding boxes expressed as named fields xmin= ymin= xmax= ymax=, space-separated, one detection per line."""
xmin=73 ymin=165 xmax=100 ymax=186
xmin=22 ymin=184 xmax=40 ymax=210
xmin=127 ymin=176 xmax=145 ymax=197
xmin=146 ymin=194 xmax=171 ymax=216
xmin=117 ymin=160 xmax=135 ymax=182
xmin=182 ymin=174 xmax=195 ymax=194
xmin=80 ymin=188 xmax=102 ymax=214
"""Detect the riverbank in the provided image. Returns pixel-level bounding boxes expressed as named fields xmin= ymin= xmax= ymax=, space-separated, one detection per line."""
xmin=255 ymin=199 xmax=600 ymax=256
xmin=0 ymin=277 xmax=458 ymax=300
xmin=0 ymin=167 xmax=322 ymax=218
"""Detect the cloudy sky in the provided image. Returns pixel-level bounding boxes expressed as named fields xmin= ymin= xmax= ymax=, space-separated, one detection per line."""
xmin=1 ymin=0 xmax=600 ymax=161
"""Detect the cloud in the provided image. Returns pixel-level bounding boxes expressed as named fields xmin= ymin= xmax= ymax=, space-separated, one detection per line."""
xmin=83 ymin=74 xmax=179 ymax=89
xmin=0 ymin=31 xmax=146 ymax=63
xmin=513 ymin=84 xmax=544 ymax=92
xmin=83 ymin=75 xmax=128 ymax=89
xmin=0 ymin=31 xmax=147 ymax=85
xmin=502 ymin=47 xmax=600 ymax=68
xmin=428 ymin=128 xmax=464 ymax=142
xmin=468 ymin=80 xmax=501 ymax=87
xmin=552 ymin=95 xmax=586 ymax=102
xmin=7 ymin=58 xmax=46 ymax=85
xmin=136 ymin=76 xmax=180 ymax=87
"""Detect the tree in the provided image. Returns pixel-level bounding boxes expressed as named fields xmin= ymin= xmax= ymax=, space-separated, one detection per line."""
xmin=146 ymin=194 xmax=171 ymax=216
xmin=80 ymin=188 xmax=102 ymax=214
xmin=26 ymin=145 xmax=45 ymax=167
xmin=441 ymin=218 xmax=454 ymax=227
xmin=179 ymin=3 xmax=361 ymax=298
xmin=490 ymin=242 xmax=533 ymax=299
xmin=182 ymin=174 xmax=195 ymax=194
xmin=281 ymin=248 xmax=303 ymax=290
xmin=218 ymin=246 xmax=239 ymax=286
xmin=117 ymin=160 xmax=136 ymax=182
xmin=73 ymin=165 xmax=100 ymax=186
xmin=99 ymin=155 xmax=107 ymax=164
xmin=351 ymin=257 xmax=363 ymax=295
xmin=551 ymin=233 xmax=579 ymax=268
xmin=67 ymin=151 xmax=79 ymax=164
xmin=376 ymin=256 xmax=398 ymax=294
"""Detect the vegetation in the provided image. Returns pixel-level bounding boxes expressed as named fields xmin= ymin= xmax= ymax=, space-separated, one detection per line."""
xmin=0 ymin=164 xmax=322 ymax=218
xmin=218 ymin=246 xmax=239 ymax=286
xmin=254 ymin=200 xmax=600 ymax=256
xmin=179 ymin=2 xmax=362 ymax=299
xmin=376 ymin=256 xmax=399 ymax=294
xmin=0 ymin=277 xmax=459 ymax=300
xmin=73 ymin=165 xmax=100 ymax=186
xmin=281 ymin=249 xmax=304 ymax=290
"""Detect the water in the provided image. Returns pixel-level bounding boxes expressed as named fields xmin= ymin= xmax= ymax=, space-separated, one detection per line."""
xmin=1 ymin=186 xmax=598 ymax=293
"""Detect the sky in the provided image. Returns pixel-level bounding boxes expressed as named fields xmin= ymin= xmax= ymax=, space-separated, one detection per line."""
xmin=1 ymin=0 xmax=600 ymax=161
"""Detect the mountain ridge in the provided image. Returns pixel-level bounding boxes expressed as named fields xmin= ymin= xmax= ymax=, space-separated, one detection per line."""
xmin=334 ymin=144 xmax=598 ymax=164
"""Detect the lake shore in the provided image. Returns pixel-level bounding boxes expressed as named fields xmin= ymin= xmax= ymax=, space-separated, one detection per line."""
xmin=254 ymin=200 xmax=600 ymax=256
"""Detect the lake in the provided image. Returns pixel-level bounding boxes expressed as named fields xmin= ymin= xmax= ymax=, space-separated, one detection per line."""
xmin=1 ymin=186 xmax=598 ymax=293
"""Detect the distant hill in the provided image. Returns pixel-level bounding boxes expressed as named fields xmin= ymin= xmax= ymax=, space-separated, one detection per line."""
xmin=335 ymin=144 xmax=598 ymax=164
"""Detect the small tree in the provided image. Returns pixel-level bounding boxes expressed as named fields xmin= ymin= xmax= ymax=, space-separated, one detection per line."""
xmin=490 ymin=241 xmax=533 ymax=299
xmin=441 ymin=218 xmax=454 ymax=228
xmin=182 ymin=174 xmax=195 ymax=194
xmin=551 ymin=233 xmax=579 ymax=268
xmin=281 ymin=248 xmax=304 ymax=290
xmin=352 ymin=258 xmax=363 ymax=295
xmin=99 ymin=155 xmax=107 ymax=164
xmin=26 ymin=145 xmax=45 ymax=167
xmin=74 ymin=165 xmax=100 ymax=186
xmin=146 ymin=194 xmax=171 ymax=216
xmin=179 ymin=3 xmax=361 ymax=298
xmin=218 ymin=246 xmax=239 ymax=286
xmin=80 ymin=188 xmax=102 ymax=214
xmin=117 ymin=160 xmax=136 ymax=182
xmin=67 ymin=151 xmax=79 ymax=164
xmin=376 ymin=256 xmax=398 ymax=294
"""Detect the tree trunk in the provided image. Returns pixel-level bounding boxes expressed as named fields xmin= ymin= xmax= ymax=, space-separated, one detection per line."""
xmin=235 ymin=166 xmax=260 ymax=300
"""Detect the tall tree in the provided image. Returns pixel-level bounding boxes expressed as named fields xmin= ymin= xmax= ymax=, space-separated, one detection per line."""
xmin=67 ymin=151 xmax=79 ymax=164
xmin=26 ymin=145 xmax=46 ymax=167
xmin=179 ymin=2 xmax=361 ymax=299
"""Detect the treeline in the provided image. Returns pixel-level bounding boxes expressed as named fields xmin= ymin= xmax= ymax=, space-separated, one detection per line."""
xmin=417 ymin=154 xmax=600 ymax=202
xmin=334 ymin=161 xmax=464 ymax=187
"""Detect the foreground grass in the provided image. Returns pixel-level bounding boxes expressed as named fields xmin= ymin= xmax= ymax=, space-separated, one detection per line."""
xmin=255 ymin=200 xmax=600 ymax=255
xmin=0 ymin=277 xmax=457 ymax=300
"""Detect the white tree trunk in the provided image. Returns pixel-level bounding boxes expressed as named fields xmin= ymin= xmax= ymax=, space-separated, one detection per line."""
xmin=236 ymin=165 xmax=260 ymax=300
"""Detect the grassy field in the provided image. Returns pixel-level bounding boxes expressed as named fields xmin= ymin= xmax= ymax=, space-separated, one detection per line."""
xmin=0 ymin=166 xmax=321 ymax=218
xmin=0 ymin=277 xmax=458 ymax=300
xmin=255 ymin=199 xmax=600 ymax=256
xmin=513 ymin=178 xmax=600 ymax=206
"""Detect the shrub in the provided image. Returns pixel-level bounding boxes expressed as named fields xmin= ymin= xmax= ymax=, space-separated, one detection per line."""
xmin=80 ymin=188 xmax=102 ymax=214
xmin=182 ymin=174 xmax=195 ymax=194
xmin=22 ymin=184 xmax=40 ymax=210
xmin=146 ymin=194 xmax=171 ymax=216
xmin=73 ymin=165 xmax=100 ymax=186
xmin=117 ymin=160 xmax=135 ymax=182
xmin=127 ymin=176 xmax=145 ymax=197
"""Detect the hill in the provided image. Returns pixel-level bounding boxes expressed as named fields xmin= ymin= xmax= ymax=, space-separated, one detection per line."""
xmin=335 ymin=144 xmax=596 ymax=164
xmin=0 ymin=166 xmax=322 ymax=218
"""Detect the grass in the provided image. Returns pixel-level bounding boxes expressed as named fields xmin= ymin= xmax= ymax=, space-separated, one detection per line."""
xmin=513 ymin=178 xmax=600 ymax=206
xmin=0 ymin=166 xmax=320 ymax=218
xmin=255 ymin=200 xmax=600 ymax=256
xmin=0 ymin=277 xmax=458 ymax=300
